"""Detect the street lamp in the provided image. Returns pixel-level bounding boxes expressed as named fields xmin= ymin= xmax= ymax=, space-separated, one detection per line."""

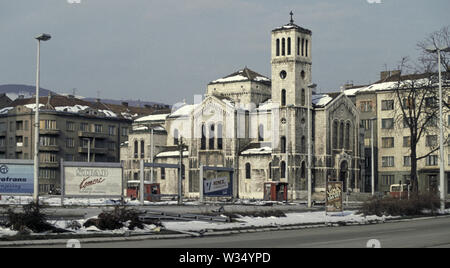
xmin=307 ymin=83 xmax=317 ymax=208
xmin=426 ymin=46 xmax=450 ymax=213
xmin=34 ymin=33 xmax=51 ymax=203
xmin=369 ymin=117 xmax=377 ymax=196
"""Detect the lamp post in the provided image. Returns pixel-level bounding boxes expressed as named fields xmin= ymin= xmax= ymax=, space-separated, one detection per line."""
xmin=426 ymin=46 xmax=450 ymax=213
xmin=307 ymin=83 xmax=317 ymax=208
xmin=34 ymin=33 xmax=51 ymax=203
xmin=370 ymin=117 xmax=377 ymax=196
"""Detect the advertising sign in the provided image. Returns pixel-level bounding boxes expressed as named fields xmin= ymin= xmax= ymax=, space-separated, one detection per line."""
xmin=64 ymin=166 xmax=122 ymax=197
xmin=203 ymin=170 xmax=233 ymax=197
xmin=0 ymin=163 xmax=34 ymax=195
xmin=326 ymin=181 xmax=344 ymax=213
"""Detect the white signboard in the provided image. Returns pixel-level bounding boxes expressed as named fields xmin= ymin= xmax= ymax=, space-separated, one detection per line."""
xmin=64 ymin=166 xmax=122 ymax=196
xmin=204 ymin=176 xmax=229 ymax=194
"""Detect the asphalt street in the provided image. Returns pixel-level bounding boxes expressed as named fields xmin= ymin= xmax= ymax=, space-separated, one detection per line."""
xmin=23 ymin=216 xmax=450 ymax=248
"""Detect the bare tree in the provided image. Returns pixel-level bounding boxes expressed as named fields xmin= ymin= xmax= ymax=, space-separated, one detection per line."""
xmin=388 ymin=26 xmax=450 ymax=194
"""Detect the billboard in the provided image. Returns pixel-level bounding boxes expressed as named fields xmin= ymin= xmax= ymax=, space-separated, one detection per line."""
xmin=326 ymin=181 xmax=344 ymax=213
xmin=0 ymin=163 xmax=34 ymax=195
xmin=64 ymin=165 xmax=122 ymax=197
xmin=203 ymin=170 xmax=233 ymax=197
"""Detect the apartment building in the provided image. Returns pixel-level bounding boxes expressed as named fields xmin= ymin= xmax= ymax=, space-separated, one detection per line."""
xmin=0 ymin=94 xmax=161 ymax=193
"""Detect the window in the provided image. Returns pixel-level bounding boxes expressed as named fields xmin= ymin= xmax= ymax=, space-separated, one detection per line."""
xmin=402 ymin=97 xmax=415 ymax=110
xmin=66 ymin=138 xmax=74 ymax=148
xmin=281 ymin=136 xmax=286 ymax=153
xmin=339 ymin=122 xmax=344 ymax=149
xmin=108 ymin=126 xmax=116 ymax=135
xmin=66 ymin=121 xmax=75 ymax=131
xmin=403 ymin=136 xmax=411 ymax=147
xmin=427 ymin=115 xmax=438 ymax=128
xmin=301 ymin=136 xmax=306 ymax=153
xmin=269 ymin=162 xmax=272 ymax=179
xmin=40 ymin=136 xmax=56 ymax=146
xmin=209 ymin=124 xmax=215 ymax=150
xmin=276 ymin=39 xmax=280 ymax=56
xmin=134 ymin=140 xmax=138 ymax=158
xmin=426 ymin=155 xmax=438 ymax=166
xmin=140 ymin=140 xmax=145 ymax=158
xmin=382 ymin=156 xmax=395 ymax=167
xmin=281 ymin=89 xmax=286 ymax=106
xmin=345 ymin=123 xmax=351 ymax=150
xmin=426 ymin=135 xmax=438 ymax=147
xmin=173 ymin=129 xmax=179 ymax=145
xmin=381 ymin=118 xmax=394 ymax=129
xmin=161 ymin=168 xmax=166 ymax=180
xmin=381 ymin=175 xmax=395 ymax=186
xmin=258 ymin=124 xmax=264 ymax=142
xmin=287 ymin=37 xmax=291 ymax=55
xmin=297 ymin=37 xmax=300 ymax=55
xmin=217 ymin=124 xmax=223 ymax=150
xmin=404 ymin=156 xmax=411 ymax=167
xmin=80 ymin=123 xmax=88 ymax=132
xmin=39 ymin=153 xmax=57 ymax=163
xmin=359 ymin=101 xmax=373 ymax=112
xmin=16 ymin=121 xmax=23 ymax=131
xmin=382 ymin=137 xmax=394 ymax=148
xmin=301 ymin=38 xmax=305 ymax=56
xmin=425 ymin=97 xmax=437 ymax=108
xmin=281 ymin=161 xmax=286 ymax=178
xmin=305 ymin=40 xmax=308 ymax=57
xmin=281 ymin=38 xmax=285 ymax=56
xmin=94 ymin=124 xmax=103 ymax=133
xmin=122 ymin=127 xmax=128 ymax=136
xmin=403 ymin=117 xmax=411 ymax=128
xmin=245 ymin=163 xmax=251 ymax=179
xmin=381 ymin=100 xmax=394 ymax=111
xmin=40 ymin=120 xmax=56 ymax=130
xmin=108 ymin=142 xmax=115 ymax=151
xmin=333 ymin=121 xmax=338 ymax=149
xmin=201 ymin=124 xmax=206 ymax=150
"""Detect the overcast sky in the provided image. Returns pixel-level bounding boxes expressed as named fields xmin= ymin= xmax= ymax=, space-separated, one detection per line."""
xmin=0 ymin=0 xmax=448 ymax=105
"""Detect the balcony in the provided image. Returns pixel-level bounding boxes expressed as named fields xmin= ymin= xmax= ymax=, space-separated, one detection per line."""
xmin=39 ymin=162 xmax=59 ymax=168
xmin=78 ymin=131 xmax=108 ymax=139
xmin=78 ymin=147 xmax=107 ymax=155
xmin=40 ymin=129 xmax=60 ymax=136
xmin=39 ymin=145 xmax=60 ymax=152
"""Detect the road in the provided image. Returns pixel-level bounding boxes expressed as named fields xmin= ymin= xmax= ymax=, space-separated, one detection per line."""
xmin=24 ymin=216 xmax=450 ymax=248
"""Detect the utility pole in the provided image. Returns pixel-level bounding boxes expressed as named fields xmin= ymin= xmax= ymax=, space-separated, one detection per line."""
xmin=178 ymin=137 xmax=187 ymax=205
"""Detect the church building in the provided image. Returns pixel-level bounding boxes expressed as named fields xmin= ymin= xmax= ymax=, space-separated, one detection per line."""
xmin=121 ymin=15 xmax=363 ymax=200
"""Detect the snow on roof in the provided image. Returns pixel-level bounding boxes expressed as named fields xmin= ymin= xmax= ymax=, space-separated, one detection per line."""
xmin=312 ymin=94 xmax=334 ymax=107
xmin=241 ymin=147 xmax=272 ymax=155
xmin=99 ymin=109 xmax=118 ymax=118
xmin=344 ymin=78 xmax=432 ymax=96
xmin=24 ymin=104 xmax=45 ymax=111
xmin=169 ymin=103 xmax=199 ymax=118
xmin=135 ymin=113 xmax=169 ymax=122
xmin=132 ymin=125 xmax=165 ymax=132
xmin=210 ymin=67 xmax=270 ymax=85
xmin=0 ymin=107 xmax=13 ymax=115
xmin=55 ymin=105 xmax=90 ymax=113
xmin=156 ymin=150 xmax=189 ymax=158
xmin=257 ymin=99 xmax=277 ymax=111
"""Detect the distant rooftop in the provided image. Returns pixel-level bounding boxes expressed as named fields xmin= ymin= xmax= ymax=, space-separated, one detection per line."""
xmin=209 ymin=67 xmax=271 ymax=85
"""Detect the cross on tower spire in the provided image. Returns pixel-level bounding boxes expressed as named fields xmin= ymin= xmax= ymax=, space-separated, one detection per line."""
xmin=289 ymin=11 xmax=294 ymax=24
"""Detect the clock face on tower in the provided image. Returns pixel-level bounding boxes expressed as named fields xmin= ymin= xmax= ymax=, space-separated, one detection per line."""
xmin=280 ymin=70 xmax=287 ymax=79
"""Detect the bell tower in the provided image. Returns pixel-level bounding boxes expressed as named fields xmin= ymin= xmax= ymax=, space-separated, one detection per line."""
xmin=271 ymin=12 xmax=312 ymax=107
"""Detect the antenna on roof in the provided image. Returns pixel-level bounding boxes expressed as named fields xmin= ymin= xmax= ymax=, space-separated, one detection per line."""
xmin=72 ymin=88 xmax=76 ymax=96
xmin=96 ymin=90 xmax=101 ymax=99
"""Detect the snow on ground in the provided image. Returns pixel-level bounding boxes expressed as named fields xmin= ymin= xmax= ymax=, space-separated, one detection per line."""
xmin=162 ymin=211 xmax=394 ymax=232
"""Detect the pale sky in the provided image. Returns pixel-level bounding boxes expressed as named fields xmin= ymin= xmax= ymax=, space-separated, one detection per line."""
xmin=0 ymin=0 xmax=448 ymax=105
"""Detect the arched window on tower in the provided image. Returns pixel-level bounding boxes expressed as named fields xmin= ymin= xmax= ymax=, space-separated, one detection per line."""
xmin=134 ymin=140 xmax=138 ymax=158
xmin=258 ymin=124 xmax=264 ymax=142
xmin=281 ymin=136 xmax=286 ymax=154
xmin=282 ymin=38 xmax=286 ymax=56
xmin=276 ymin=39 xmax=280 ymax=56
xmin=287 ymin=37 xmax=291 ymax=55
xmin=297 ymin=37 xmax=300 ymax=55
xmin=301 ymin=38 xmax=305 ymax=56
xmin=281 ymin=161 xmax=286 ymax=179
xmin=281 ymin=89 xmax=286 ymax=106
xmin=305 ymin=39 xmax=309 ymax=57
xmin=301 ymin=88 xmax=306 ymax=106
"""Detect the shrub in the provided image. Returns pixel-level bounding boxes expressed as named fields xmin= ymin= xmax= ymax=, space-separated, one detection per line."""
xmin=83 ymin=206 xmax=147 ymax=231
xmin=360 ymin=193 xmax=440 ymax=217
xmin=7 ymin=202 xmax=67 ymax=233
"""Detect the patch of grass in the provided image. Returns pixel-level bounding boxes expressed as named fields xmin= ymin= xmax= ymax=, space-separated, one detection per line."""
xmin=359 ymin=193 xmax=441 ymax=217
